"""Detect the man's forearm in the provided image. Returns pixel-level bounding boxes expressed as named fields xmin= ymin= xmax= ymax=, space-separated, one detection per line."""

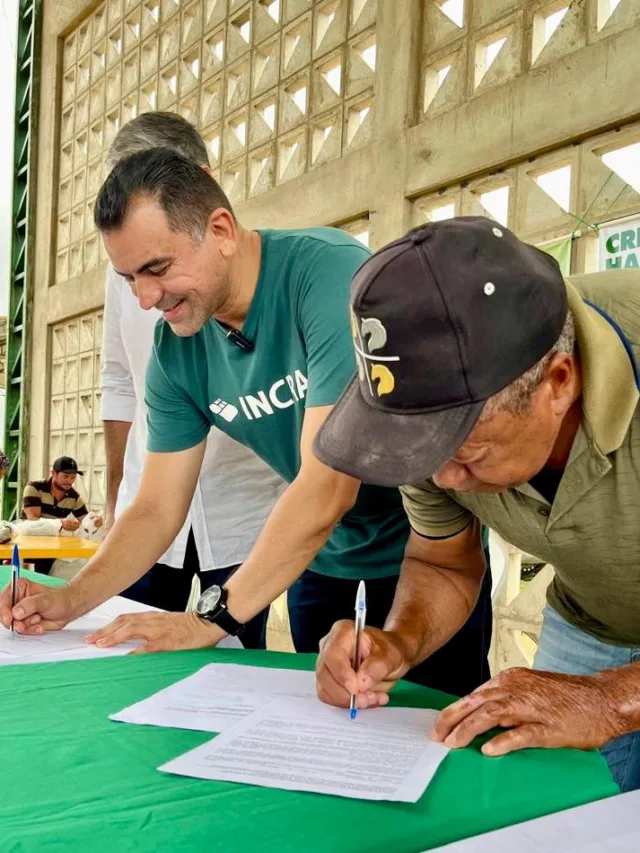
xmin=384 ymin=536 xmax=485 ymax=668
xmin=66 ymin=500 xmax=185 ymax=617
xmin=223 ymin=476 xmax=354 ymax=625
xmin=597 ymin=661 xmax=640 ymax=737
xmin=104 ymin=420 xmax=132 ymax=518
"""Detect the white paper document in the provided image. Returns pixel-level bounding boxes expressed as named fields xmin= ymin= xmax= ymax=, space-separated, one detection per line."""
xmin=111 ymin=663 xmax=317 ymax=732
xmin=0 ymin=596 xmax=246 ymax=665
xmin=160 ymin=696 xmax=449 ymax=802
xmin=428 ymin=790 xmax=640 ymax=852
xmin=0 ymin=598 xmax=149 ymax=664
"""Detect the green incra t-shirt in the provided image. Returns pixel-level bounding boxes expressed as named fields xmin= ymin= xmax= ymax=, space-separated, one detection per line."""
xmin=145 ymin=227 xmax=410 ymax=579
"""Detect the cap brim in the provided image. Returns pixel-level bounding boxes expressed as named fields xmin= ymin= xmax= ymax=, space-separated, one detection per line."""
xmin=60 ymin=469 xmax=83 ymax=475
xmin=314 ymin=377 xmax=484 ymax=487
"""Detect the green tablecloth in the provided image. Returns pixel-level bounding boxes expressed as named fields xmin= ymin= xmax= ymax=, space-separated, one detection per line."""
xmin=0 ymin=567 xmax=617 ymax=852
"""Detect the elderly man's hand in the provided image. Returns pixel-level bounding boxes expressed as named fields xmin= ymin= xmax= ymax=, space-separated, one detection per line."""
xmin=431 ymin=667 xmax=627 ymax=756
xmin=61 ymin=517 xmax=81 ymax=532
xmin=85 ymin=611 xmax=223 ymax=655
xmin=316 ymin=620 xmax=413 ymax=709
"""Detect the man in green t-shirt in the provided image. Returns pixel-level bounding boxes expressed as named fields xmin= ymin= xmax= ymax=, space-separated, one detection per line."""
xmin=1 ymin=148 xmax=491 ymax=696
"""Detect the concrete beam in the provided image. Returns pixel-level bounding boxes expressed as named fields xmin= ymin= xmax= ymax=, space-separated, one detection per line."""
xmin=47 ymin=266 xmax=107 ymax=327
xmin=405 ymin=22 xmax=640 ymax=196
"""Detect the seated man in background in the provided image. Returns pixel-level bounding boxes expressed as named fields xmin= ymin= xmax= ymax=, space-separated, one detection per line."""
xmin=22 ymin=456 xmax=92 ymax=530
xmin=21 ymin=456 xmax=101 ymax=574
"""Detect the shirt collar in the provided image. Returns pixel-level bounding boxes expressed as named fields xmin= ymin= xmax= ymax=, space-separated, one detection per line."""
xmin=566 ymin=282 xmax=639 ymax=455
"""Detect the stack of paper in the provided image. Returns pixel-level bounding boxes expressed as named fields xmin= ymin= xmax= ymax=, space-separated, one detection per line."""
xmin=160 ymin=696 xmax=449 ymax=802
xmin=0 ymin=598 xmax=242 ymax=666
xmin=111 ymin=663 xmax=450 ymax=803
xmin=0 ymin=599 xmax=147 ymax=664
xmin=111 ymin=663 xmax=317 ymax=732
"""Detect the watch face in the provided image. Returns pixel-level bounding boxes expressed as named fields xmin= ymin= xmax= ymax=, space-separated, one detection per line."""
xmin=196 ymin=585 xmax=223 ymax=615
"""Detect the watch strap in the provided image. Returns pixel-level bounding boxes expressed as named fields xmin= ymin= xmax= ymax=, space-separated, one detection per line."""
xmin=202 ymin=602 xmax=244 ymax=636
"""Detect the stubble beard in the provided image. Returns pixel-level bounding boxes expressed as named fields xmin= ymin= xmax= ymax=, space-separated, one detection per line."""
xmin=169 ymin=275 xmax=233 ymax=337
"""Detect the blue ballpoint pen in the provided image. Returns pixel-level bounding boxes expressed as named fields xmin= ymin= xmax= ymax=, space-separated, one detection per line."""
xmin=10 ymin=544 xmax=21 ymax=635
xmin=350 ymin=580 xmax=367 ymax=720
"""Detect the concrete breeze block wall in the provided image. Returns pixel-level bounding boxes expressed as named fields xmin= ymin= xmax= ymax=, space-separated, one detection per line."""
xmin=26 ymin=0 xmax=640 ymax=509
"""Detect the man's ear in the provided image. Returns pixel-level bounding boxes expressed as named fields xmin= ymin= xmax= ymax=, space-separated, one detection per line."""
xmin=546 ymin=353 xmax=579 ymax=414
xmin=208 ymin=208 xmax=237 ymax=259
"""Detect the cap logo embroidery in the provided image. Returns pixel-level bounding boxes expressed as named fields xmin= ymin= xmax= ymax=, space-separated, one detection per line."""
xmin=351 ymin=309 xmax=400 ymax=398
xmin=371 ymin=364 xmax=395 ymax=395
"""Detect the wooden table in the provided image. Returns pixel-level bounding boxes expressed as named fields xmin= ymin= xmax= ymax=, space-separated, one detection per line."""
xmin=0 ymin=534 xmax=100 ymax=560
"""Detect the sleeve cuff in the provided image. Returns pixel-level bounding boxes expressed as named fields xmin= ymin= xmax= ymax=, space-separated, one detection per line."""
xmin=100 ymin=395 xmax=137 ymax=422
xmin=410 ymin=520 xmax=471 ymax=540
xmin=146 ymin=432 xmax=208 ymax=453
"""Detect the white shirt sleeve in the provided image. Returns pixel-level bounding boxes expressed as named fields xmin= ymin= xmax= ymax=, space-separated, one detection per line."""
xmin=100 ymin=267 xmax=137 ymax=422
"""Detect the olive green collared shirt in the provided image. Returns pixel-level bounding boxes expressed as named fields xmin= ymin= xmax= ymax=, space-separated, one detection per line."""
xmin=402 ymin=270 xmax=640 ymax=646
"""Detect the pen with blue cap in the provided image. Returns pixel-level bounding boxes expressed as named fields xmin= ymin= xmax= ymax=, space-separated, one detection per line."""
xmin=350 ymin=580 xmax=367 ymax=720
xmin=10 ymin=544 xmax=21 ymax=635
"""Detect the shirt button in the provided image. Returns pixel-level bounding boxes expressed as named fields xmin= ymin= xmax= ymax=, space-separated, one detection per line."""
xmin=538 ymin=507 xmax=550 ymax=517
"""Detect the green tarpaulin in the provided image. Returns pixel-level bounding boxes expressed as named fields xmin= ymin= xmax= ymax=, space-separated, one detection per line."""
xmin=542 ymin=237 xmax=572 ymax=276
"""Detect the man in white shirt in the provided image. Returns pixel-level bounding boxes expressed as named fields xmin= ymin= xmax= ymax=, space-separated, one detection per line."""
xmin=100 ymin=113 xmax=285 ymax=646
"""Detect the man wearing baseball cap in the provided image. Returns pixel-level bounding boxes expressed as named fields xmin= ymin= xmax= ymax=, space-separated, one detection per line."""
xmin=53 ymin=456 xmax=84 ymax=476
xmin=21 ymin=456 xmax=103 ymax=573
xmin=23 ymin=456 xmax=88 ymax=531
xmin=314 ymin=216 xmax=640 ymax=792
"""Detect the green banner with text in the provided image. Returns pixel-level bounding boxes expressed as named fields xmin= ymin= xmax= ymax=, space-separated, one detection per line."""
xmin=599 ymin=220 xmax=640 ymax=270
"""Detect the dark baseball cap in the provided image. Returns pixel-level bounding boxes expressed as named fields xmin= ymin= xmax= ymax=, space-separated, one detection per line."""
xmin=53 ymin=456 xmax=84 ymax=476
xmin=314 ymin=216 xmax=568 ymax=487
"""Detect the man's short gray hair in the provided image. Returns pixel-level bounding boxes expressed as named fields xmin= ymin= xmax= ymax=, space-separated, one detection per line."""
xmin=106 ymin=112 xmax=210 ymax=170
xmin=479 ymin=309 xmax=576 ymax=420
